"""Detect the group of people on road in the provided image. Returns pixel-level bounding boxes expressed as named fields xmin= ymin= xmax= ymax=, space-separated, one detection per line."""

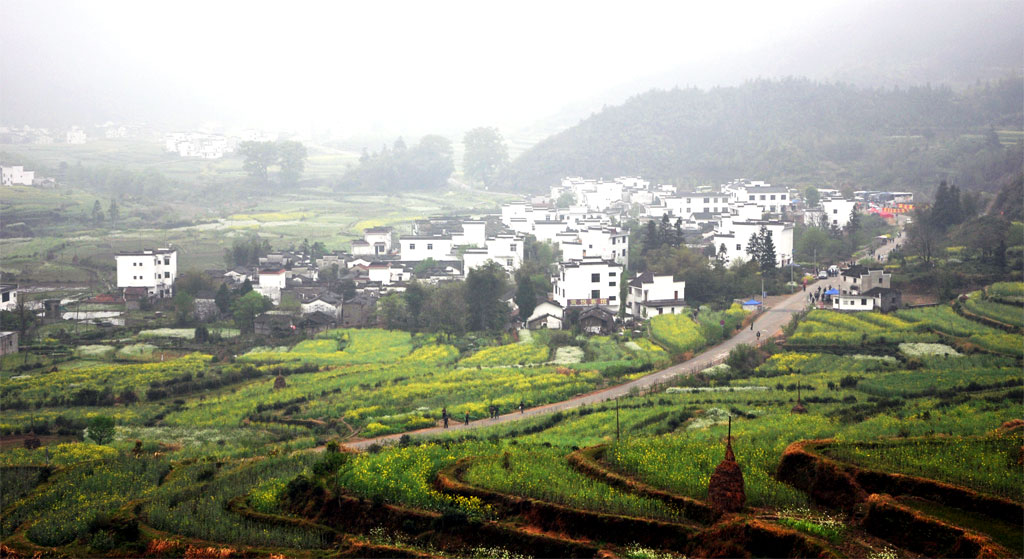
xmin=439 ymin=401 xmax=526 ymax=428
xmin=808 ymin=284 xmax=835 ymax=307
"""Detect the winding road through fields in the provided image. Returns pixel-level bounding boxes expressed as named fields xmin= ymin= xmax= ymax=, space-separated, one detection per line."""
xmin=341 ymin=280 xmax=823 ymax=451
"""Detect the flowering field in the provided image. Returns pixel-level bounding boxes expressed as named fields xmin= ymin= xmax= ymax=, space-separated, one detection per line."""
xmin=0 ymin=353 xmax=211 ymax=407
xmin=337 ymin=442 xmax=495 ymax=517
xmin=987 ymin=281 xmax=1024 ymax=304
xmin=964 ymin=294 xmax=1024 ymax=328
xmin=462 ymin=446 xmax=685 ymax=521
xmin=896 ymin=305 xmax=1002 ymax=337
xmin=2 ymin=455 xmax=169 ymax=546
xmin=239 ymin=328 xmax=413 ymax=365
xmin=608 ymin=411 xmax=834 ymax=508
xmin=819 ymin=435 xmax=1024 ymax=500
xmin=756 ymin=352 xmax=898 ymax=376
xmin=458 ymin=342 xmax=550 ymax=367
xmin=649 ymin=314 xmax=704 ymax=354
xmin=144 ymin=454 xmax=330 ymax=548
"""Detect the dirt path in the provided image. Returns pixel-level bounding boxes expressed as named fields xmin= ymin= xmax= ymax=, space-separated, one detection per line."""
xmin=337 ymin=281 xmax=823 ymax=452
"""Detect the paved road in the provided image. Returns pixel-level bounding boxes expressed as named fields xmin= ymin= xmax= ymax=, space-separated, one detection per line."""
xmin=341 ymin=281 xmax=823 ymax=451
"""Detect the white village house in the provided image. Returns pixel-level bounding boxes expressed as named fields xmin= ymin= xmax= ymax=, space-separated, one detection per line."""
xmin=1 ymin=166 xmax=35 ymax=186
xmin=115 ymin=248 xmax=177 ymax=298
xmin=626 ymin=273 xmax=686 ymax=319
xmin=833 ymin=265 xmax=901 ymax=312
xmin=0 ymin=284 xmax=18 ymax=311
xmin=552 ymin=256 xmax=624 ymax=312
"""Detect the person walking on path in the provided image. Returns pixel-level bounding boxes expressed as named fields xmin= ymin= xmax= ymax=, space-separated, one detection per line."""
xmin=442 ymin=406 xmax=448 ymax=429
xmin=519 ymin=400 xmax=524 ymax=414
xmin=756 ymin=330 xmax=761 ymax=343
xmin=464 ymin=411 xmax=470 ymax=426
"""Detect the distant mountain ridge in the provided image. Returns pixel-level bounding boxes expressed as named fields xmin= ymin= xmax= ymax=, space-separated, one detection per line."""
xmin=501 ymin=77 xmax=1023 ymax=194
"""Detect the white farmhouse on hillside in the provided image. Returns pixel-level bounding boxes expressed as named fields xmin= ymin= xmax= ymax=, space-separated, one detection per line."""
xmin=0 ymin=284 xmax=18 ymax=311
xmin=626 ymin=273 xmax=686 ymax=319
xmin=1 ymin=166 xmax=35 ymax=186
xmin=711 ymin=218 xmax=794 ymax=267
xmin=462 ymin=234 xmax=525 ymax=274
xmin=399 ymin=235 xmax=453 ymax=262
xmin=821 ymin=198 xmax=858 ymax=228
xmin=833 ymin=265 xmax=901 ymax=312
xmin=552 ymin=256 xmax=624 ymax=311
xmin=115 ymin=248 xmax=177 ymax=298
xmin=256 ymin=268 xmax=286 ymax=305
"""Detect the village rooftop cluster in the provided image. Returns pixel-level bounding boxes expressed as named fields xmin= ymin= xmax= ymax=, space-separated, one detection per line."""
xmin=56 ymin=176 xmax=912 ymax=340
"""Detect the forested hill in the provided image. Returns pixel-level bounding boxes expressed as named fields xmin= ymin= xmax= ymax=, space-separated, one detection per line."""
xmin=501 ymin=78 xmax=1023 ymax=194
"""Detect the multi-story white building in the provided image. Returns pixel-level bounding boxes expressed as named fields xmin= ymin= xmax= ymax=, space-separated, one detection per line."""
xmin=115 ymin=248 xmax=177 ymax=298
xmin=552 ymin=257 xmax=624 ymax=311
xmin=66 ymin=127 xmax=87 ymax=144
xmin=838 ymin=265 xmax=890 ymax=295
xmin=626 ymin=273 xmax=686 ymax=318
xmin=451 ymin=221 xmax=487 ymax=248
xmin=462 ymin=234 xmax=525 ymax=274
xmin=399 ymin=236 xmax=454 ymax=262
xmin=711 ymin=219 xmax=794 ymax=267
xmin=821 ymin=197 xmax=858 ymax=229
xmin=1 ymin=166 xmax=35 ymax=186
xmin=361 ymin=226 xmax=394 ymax=255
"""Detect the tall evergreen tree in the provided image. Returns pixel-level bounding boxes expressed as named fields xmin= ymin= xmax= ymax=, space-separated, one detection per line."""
xmin=643 ymin=220 xmax=659 ymax=254
xmin=514 ymin=272 xmax=537 ymax=322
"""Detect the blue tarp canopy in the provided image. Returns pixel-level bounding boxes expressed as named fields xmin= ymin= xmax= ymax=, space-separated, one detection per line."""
xmin=824 ymin=289 xmax=840 ymax=295
xmin=742 ymin=299 xmax=762 ymax=305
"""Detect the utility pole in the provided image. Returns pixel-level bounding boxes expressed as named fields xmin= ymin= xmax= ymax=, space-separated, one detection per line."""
xmin=615 ymin=398 xmax=620 ymax=441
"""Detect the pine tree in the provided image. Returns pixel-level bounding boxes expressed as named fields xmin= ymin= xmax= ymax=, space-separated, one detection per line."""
xmin=514 ymin=272 xmax=538 ymax=322
xmin=643 ymin=220 xmax=658 ymax=254
xmin=759 ymin=226 xmax=777 ymax=274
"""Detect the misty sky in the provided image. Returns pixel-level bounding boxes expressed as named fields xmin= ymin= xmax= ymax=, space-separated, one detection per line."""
xmin=2 ymin=0 xmax=1021 ymax=138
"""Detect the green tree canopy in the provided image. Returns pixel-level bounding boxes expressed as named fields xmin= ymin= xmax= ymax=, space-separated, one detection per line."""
xmin=465 ymin=261 xmax=510 ymax=332
xmin=86 ymin=415 xmax=116 ymax=445
xmin=277 ymin=140 xmax=308 ymax=185
xmin=239 ymin=141 xmax=278 ymax=183
xmin=463 ymin=127 xmax=508 ymax=186
xmin=232 ymin=291 xmax=271 ymax=333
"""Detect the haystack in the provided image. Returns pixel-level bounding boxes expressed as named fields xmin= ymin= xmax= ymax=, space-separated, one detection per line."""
xmin=274 ymin=374 xmax=287 ymax=390
xmin=708 ymin=416 xmax=746 ymax=513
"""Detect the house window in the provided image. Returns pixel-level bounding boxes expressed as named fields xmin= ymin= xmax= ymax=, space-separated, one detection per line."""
xmin=510 ymin=244 xmax=517 ymax=251
xmin=591 ymin=273 xmax=600 ymax=282
xmin=748 ymin=195 xmax=754 ymax=201
xmin=609 ymin=271 xmax=616 ymax=276
xmin=861 ymin=298 xmax=867 ymax=305
xmin=609 ymin=295 xmax=616 ymax=301
xmin=164 ymin=272 xmax=170 ymax=278
xmin=1 ymin=293 xmax=8 ymax=302
xmin=506 ymin=258 xmax=513 ymax=267
xmin=770 ymin=195 xmax=776 ymax=200
xmin=878 ymin=277 xmax=883 ymax=284
xmin=736 ymin=244 xmax=741 ymax=251
xmin=409 ymin=243 xmax=416 ymax=249
xmin=703 ymin=197 xmax=709 ymax=203
xmin=591 ymin=289 xmax=600 ymax=298
xmin=164 ymin=257 xmax=170 ymax=265
xmin=609 ymin=281 xmax=616 ymax=287
xmin=760 ymin=195 xmax=766 ymax=200
xmin=770 ymin=206 xmax=776 ymax=212
xmin=833 ymin=209 xmax=838 ymax=214
xmin=781 ymin=194 xmax=787 ymax=200
xmin=427 ymin=243 xmax=433 ymax=250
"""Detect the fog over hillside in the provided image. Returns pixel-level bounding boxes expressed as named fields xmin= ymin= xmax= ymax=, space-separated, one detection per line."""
xmin=1 ymin=0 xmax=1020 ymax=145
